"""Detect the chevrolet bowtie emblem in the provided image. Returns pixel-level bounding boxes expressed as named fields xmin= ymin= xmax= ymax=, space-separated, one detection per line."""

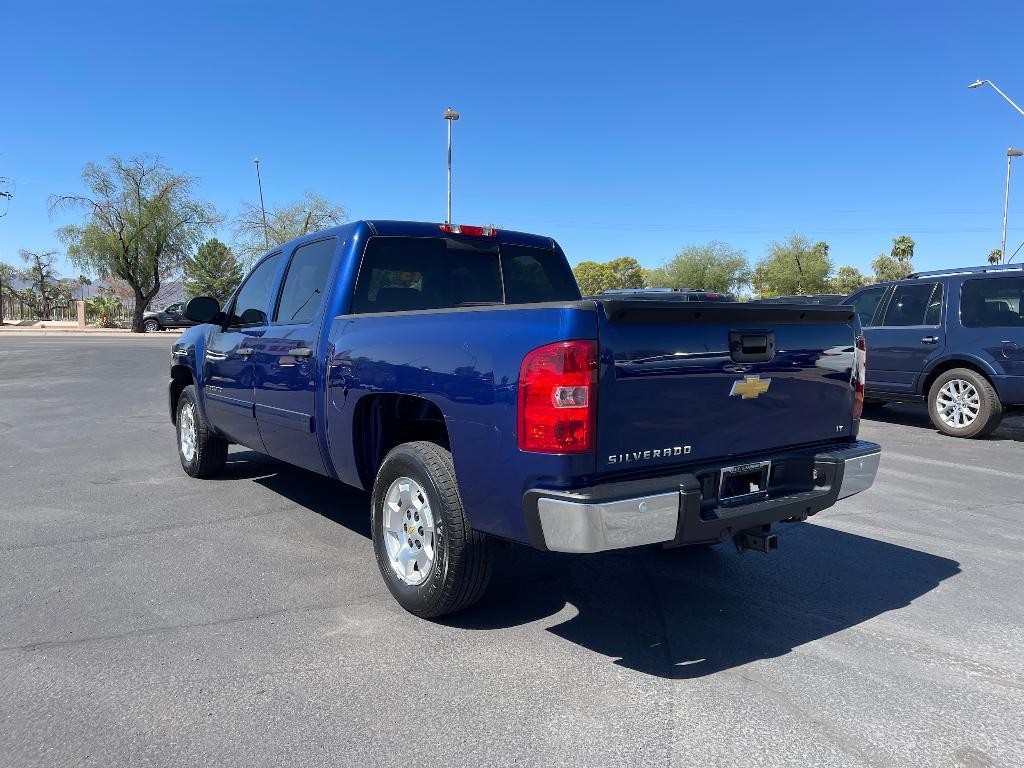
xmin=729 ymin=375 xmax=772 ymax=399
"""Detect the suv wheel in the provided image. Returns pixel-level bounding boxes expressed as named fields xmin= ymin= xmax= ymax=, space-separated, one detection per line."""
xmin=371 ymin=441 xmax=493 ymax=618
xmin=144 ymin=318 xmax=160 ymax=333
xmin=927 ymin=368 xmax=1002 ymax=438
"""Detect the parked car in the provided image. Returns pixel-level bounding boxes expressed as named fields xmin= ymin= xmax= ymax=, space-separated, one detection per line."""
xmin=843 ymin=264 xmax=1024 ymax=438
xmin=168 ymin=220 xmax=879 ymax=618
xmin=595 ymin=287 xmax=736 ymax=301
xmin=143 ymin=302 xmax=196 ymax=333
xmin=751 ymin=294 xmax=847 ymax=305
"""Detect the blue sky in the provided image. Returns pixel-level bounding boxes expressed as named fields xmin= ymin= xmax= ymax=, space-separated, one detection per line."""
xmin=3 ymin=1 xmax=1024 ymax=279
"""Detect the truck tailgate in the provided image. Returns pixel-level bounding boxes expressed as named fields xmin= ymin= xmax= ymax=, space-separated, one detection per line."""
xmin=595 ymin=300 xmax=859 ymax=472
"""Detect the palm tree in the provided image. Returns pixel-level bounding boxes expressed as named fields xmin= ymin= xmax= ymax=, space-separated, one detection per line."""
xmin=84 ymin=294 xmax=122 ymax=327
xmin=988 ymin=249 xmax=1002 ymax=265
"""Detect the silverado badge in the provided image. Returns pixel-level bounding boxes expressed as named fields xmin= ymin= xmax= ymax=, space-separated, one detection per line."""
xmin=729 ymin=374 xmax=772 ymax=400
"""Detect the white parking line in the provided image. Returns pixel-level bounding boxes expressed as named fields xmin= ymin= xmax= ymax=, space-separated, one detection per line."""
xmin=882 ymin=450 xmax=1021 ymax=480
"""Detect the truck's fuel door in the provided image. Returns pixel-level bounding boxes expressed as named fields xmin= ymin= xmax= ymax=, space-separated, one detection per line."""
xmin=729 ymin=330 xmax=775 ymax=363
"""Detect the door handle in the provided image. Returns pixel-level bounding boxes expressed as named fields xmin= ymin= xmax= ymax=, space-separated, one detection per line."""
xmin=237 ymin=347 xmax=255 ymax=356
xmin=288 ymin=347 xmax=313 ymax=358
xmin=921 ymin=336 xmax=939 ymax=344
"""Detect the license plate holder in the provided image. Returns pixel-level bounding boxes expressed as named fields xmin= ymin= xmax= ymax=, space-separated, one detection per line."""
xmin=718 ymin=460 xmax=771 ymax=506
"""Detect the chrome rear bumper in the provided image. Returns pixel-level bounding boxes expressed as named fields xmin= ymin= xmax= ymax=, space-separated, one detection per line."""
xmin=528 ymin=441 xmax=880 ymax=554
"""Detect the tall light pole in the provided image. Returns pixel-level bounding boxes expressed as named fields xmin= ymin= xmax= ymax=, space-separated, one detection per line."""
xmin=443 ymin=107 xmax=460 ymax=224
xmin=252 ymin=158 xmax=270 ymax=250
xmin=1001 ymin=148 xmax=1023 ymax=263
xmin=968 ymin=79 xmax=1024 ymax=118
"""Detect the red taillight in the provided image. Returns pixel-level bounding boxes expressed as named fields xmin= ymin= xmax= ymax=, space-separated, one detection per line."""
xmin=852 ymin=335 xmax=867 ymax=420
xmin=440 ymin=223 xmax=497 ymax=237
xmin=518 ymin=340 xmax=598 ymax=453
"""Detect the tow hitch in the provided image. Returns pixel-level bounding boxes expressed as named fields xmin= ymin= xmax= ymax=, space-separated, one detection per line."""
xmin=734 ymin=525 xmax=778 ymax=554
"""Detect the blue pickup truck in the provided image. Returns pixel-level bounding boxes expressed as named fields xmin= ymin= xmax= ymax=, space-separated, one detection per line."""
xmin=169 ymin=220 xmax=880 ymax=617
xmin=844 ymin=264 xmax=1024 ymax=438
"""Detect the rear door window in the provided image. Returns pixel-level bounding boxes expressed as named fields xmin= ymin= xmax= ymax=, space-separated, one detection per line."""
xmin=879 ymin=283 xmax=940 ymax=327
xmin=274 ymin=237 xmax=336 ymax=324
xmin=961 ymin=277 xmax=1024 ymax=327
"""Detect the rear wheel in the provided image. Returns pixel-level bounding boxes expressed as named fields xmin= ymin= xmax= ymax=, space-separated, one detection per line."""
xmin=176 ymin=385 xmax=228 ymax=477
xmin=144 ymin=318 xmax=160 ymax=333
xmin=927 ymin=368 xmax=1002 ymax=438
xmin=371 ymin=441 xmax=493 ymax=618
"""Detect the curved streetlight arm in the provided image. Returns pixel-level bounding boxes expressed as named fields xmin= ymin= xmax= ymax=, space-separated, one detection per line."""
xmin=975 ymin=80 xmax=1024 ymax=118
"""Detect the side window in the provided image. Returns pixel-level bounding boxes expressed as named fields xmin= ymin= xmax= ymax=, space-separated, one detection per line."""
xmin=275 ymin=238 xmax=336 ymax=324
xmin=846 ymin=285 xmax=888 ymax=327
xmin=961 ymin=277 xmax=1024 ymax=327
xmin=350 ymin=237 xmax=501 ymax=314
xmin=924 ymin=283 xmax=943 ymax=325
xmin=879 ymin=283 xmax=938 ymax=327
xmin=229 ymin=252 xmax=283 ymax=326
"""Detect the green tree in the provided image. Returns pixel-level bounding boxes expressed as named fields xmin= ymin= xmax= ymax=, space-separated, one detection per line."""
xmin=752 ymin=235 xmax=833 ymax=297
xmin=829 ymin=265 xmax=870 ymax=295
xmin=85 ymin=290 xmax=122 ymax=328
xmin=646 ymin=241 xmax=751 ymax=293
xmin=604 ymin=257 xmax=645 ymax=289
xmin=988 ymin=248 xmax=1002 ymax=265
xmin=77 ymin=274 xmax=91 ymax=301
xmin=0 ymin=261 xmax=18 ymax=325
xmin=184 ymin=238 xmax=243 ymax=303
xmin=51 ymin=156 xmax=217 ymax=333
xmin=18 ymin=249 xmax=60 ymax=320
xmin=572 ymin=261 xmax=619 ymax=295
xmin=233 ymin=191 xmax=347 ymax=267
xmin=871 ymin=235 xmax=916 ymax=282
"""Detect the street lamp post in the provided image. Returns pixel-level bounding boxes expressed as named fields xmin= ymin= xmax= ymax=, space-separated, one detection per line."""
xmin=968 ymin=79 xmax=1024 ymax=118
xmin=1002 ymin=148 xmax=1024 ymax=263
xmin=252 ymin=158 xmax=270 ymax=250
xmin=443 ymin=107 xmax=460 ymax=224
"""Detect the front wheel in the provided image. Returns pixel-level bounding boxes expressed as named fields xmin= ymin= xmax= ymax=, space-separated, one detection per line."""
xmin=144 ymin=318 xmax=160 ymax=333
xmin=176 ymin=385 xmax=228 ymax=477
xmin=927 ymin=368 xmax=1002 ymax=438
xmin=371 ymin=441 xmax=493 ymax=618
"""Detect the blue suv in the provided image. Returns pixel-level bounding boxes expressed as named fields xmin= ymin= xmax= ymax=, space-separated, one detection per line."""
xmin=844 ymin=264 xmax=1024 ymax=438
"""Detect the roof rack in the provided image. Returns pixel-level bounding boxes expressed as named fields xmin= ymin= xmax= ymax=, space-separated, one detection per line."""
xmin=909 ymin=263 xmax=1024 ymax=279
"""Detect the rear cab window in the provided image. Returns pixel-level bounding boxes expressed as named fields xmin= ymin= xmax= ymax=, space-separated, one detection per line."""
xmin=960 ymin=277 xmax=1024 ymax=327
xmin=350 ymin=237 xmax=580 ymax=314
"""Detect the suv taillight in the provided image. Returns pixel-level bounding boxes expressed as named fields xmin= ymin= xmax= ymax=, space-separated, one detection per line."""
xmin=853 ymin=335 xmax=867 ymax=421
xmin=518 ymin=340 xmax=598 ymax=453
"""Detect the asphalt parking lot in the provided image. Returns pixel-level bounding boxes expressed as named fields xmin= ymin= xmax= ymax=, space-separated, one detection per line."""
xmin=1 ymin=336 xmax=1022 ymax=768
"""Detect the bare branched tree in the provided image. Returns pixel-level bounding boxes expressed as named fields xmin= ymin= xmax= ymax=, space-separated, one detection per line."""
xmin=233 ymin=191 xmax=347 ymax=267
xmin=18 ymin=250 xmax=60 ymax=320
xmin=50 ymin=156 xmax=219 ymax=332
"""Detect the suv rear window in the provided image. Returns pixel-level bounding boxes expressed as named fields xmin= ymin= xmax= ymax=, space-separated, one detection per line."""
xmin=961 ymin=277 xmax=1024 ymax=327
xmin=350 ymin=237 xmax=580 ymax=314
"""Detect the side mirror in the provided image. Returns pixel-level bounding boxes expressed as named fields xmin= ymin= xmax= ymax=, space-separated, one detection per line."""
xmin=184 ymin=296 xmax=221 ymax=323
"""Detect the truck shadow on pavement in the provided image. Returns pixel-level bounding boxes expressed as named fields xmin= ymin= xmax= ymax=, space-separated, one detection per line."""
xmin=863 ymin=403 xmax=1024 ymax=442
xmin=220 ymin=449 xmax=961 ymax=680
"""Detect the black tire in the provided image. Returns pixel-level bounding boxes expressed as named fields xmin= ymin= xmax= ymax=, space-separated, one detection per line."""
xmin=927 ymin=368 xmax=1003 ymax=438
xmin=175 ymin=385 xmax=228 ymax=477
xmin=371 ymin=441 xmax=493 ymax=618
xmin=144 ymin=318 xmax=161 ymax=333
